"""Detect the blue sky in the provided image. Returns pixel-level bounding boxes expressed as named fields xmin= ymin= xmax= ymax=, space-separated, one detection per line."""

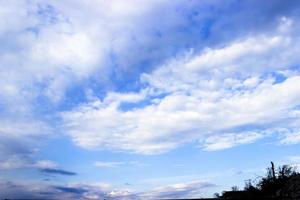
xmin=1 ymin=0 xmax=300 ymax=199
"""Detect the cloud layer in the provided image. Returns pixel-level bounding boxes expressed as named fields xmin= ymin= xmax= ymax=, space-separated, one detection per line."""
xmin=62 ymin=17 xmax=300 ymax=154
xmin=2 ymin=0 xmax=300 ymax=198
xmin=0 ymin=179 xmax=214 ymax=200
xmin=1 ymin=0 xmax=300 ymax=157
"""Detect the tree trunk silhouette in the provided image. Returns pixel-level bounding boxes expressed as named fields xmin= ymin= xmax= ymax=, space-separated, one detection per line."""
xmin=271 ymin=161 xmax=276 ymax=180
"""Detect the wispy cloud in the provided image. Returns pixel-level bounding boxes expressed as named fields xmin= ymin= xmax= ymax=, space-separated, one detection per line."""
xmin=0 ymin=179 xmax=215 ymax=200
xmin=140 ymin=180 xmax=216 ymax=199
xmin=53 ymin=186 xmax=87 ymax=194
xmin=94 ymin=161 xmax=148 ymax=168
xmin=94 ymin=161 xmax=124 ymax=168
xmin=0 ymin=158 xmax=57 ymax=170
xmin=201 ymin=131 xmax=265 ymax=151
xmin=288 ymin=156 xmax=300 ymax=163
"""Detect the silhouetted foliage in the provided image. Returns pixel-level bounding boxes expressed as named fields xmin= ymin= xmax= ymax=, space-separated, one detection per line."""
xmin=244 ymin=179 xmax=260 ymax=195
xmin=219 ymin=162 xmax=300 ymax=199
xmin=214 ymin=192 xmax=220 ymax=198
xmin=257 ymin=163 xmax=298 ymax=197
xmin=230 ymin=186 xmax=239 ymax=191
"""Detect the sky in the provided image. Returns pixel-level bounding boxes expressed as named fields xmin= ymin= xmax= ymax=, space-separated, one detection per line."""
xmin=1 ymin=0 xmax=300 ymax=199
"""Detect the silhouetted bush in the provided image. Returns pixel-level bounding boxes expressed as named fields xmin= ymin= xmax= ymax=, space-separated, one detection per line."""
xmin=221 ymin=162 xmax=300 ymax=199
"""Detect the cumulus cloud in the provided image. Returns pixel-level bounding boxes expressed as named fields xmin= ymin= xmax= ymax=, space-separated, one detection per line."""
xmin=62 ymin=18 xmax=300 ymax=154
xmin=0 ymin=0 xmax=299 ymax=157
xmin=2 ymin=0 xmax=299 ymax=109
xmin=2 ymin=1 xmax=300 ymax=199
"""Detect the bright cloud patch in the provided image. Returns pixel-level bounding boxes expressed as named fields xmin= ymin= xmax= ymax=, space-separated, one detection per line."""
xmin=201 ymin=132 xmax=265 ymax=151
xmin=62 ymin=21 xmax=300 ymax=154
xmin=140 ymin=180 xmax=216 ymax=199
xmin=94 ymin=161 xmax=124 ymax=168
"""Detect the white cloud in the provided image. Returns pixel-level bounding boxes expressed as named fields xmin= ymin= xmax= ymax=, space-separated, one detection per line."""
xmin=0 ymin=119 xmax=51 ymax=137
xmin=94 ymin=160 xmax=148 ymax=168
xmin=201 ymin=132 xmax=265 ymax=151
xmin=61 ymin=17 xmax=300 ymax=154
xmin=0 ymin=181 xmax=110 ymax=200
xmin=0 ymin=178 xmax=216 ymax=200
xmin=28 ymin=27 xmax=103 ymax=77
xmin=0 ymin=119 xmax=55 ymax=171
xmin=288 ymin=156 xmax=300 ymax=163
xmin=0 ymin=1 xmax=36 ymax=33
xmin=0 ymin=0 xmax=127 ymax=106
xmin=0 ymin=157 xmax=58 ymax=170
xmin=34 ymin=160 xmax=58 ymax=169
xmin=1 ymin=0 xmax=300 ymax=160
xmin=279 ymin=129 xmax=300 ymax=145
xmin=0 ymin=0 xmax=185 ymax=169
xmin=140 ymin=180 xmax=215 ymax=199
xmin=94 ymin=161 xmax=124 ymax=168
xmin=0 ymin=156 xmax=29 ymax=170
xmin=62 ymin=26 xmax=300 ymax=154
xmin=0 ymin=117 xmax=53 ymax=171
xmin=0 ymin=0 xmax=190 ymax=107
xmin=185 ymin=35 xmax=288 ymax=72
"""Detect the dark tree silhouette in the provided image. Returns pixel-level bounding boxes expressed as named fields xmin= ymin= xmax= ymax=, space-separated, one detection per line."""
xmin=220 ymin=162 xmax=300 ymax=199
xmin=257 ymin=162 xmax=298 ymax=197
